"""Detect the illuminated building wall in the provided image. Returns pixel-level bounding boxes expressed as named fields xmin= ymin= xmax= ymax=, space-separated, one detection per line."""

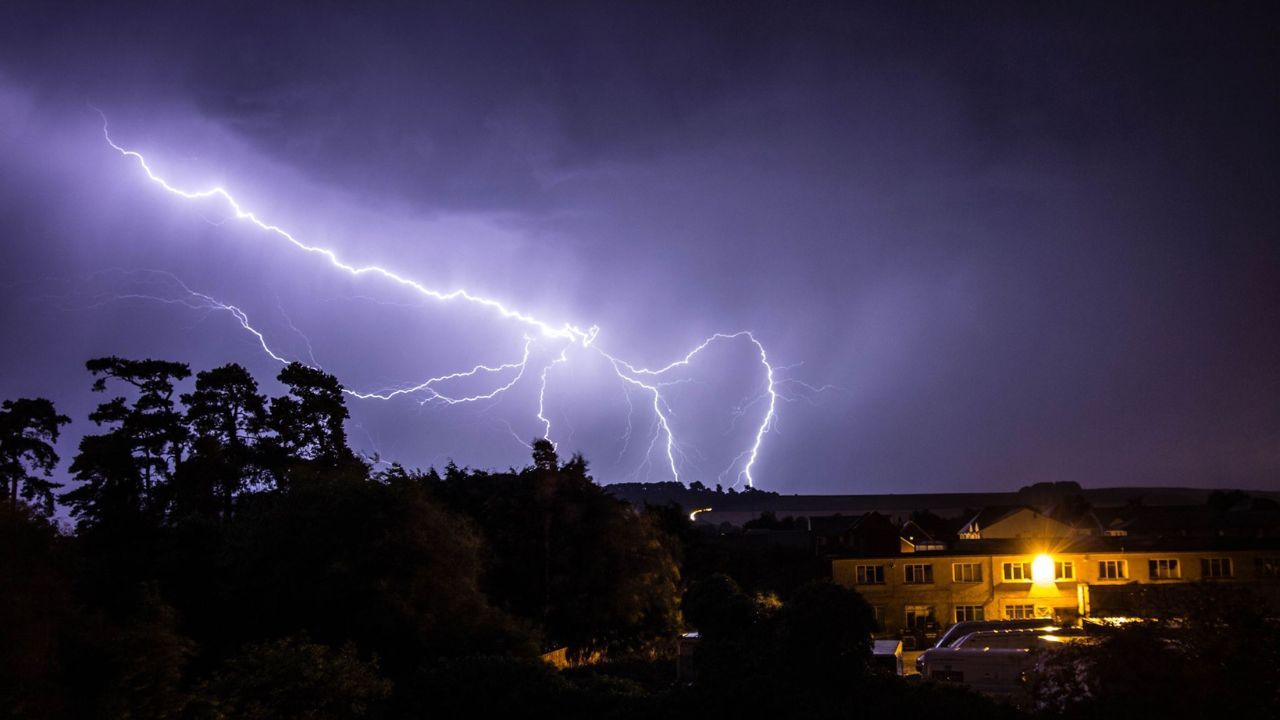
xmin=832 ymin=540 xmax=1280 ymax=649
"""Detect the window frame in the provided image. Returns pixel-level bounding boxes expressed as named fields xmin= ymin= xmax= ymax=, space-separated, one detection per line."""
xmin=1201 ymin=557 xmax=1234 ymax=579
xmin=951 ymin=562 xmax=983 ymax=583
xmin=954 ymin=604 xmax=985 ymax=623
xmin=1002 ymin=561 xmax=1032 ymax=582
xmin=854 ymin=564 xmax=885 ymax=585
xmin=1004 ymin=604 xmax=1036 ymax=620
xmin=1148 ymin=558 xmax=1181 ymax=580
xmin=904 ymin=604 xmax=935 ymax=630
xmin=1098 ymin=559 xmax=1128 ymax=580
xmin=904 ymin=563 xmax=934 ymax=584
xmin=1054 ymin=561 xmax=1075 ymax=581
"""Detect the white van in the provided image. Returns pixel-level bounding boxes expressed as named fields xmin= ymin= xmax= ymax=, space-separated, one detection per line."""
xmin=918 ymin=647 xmax=1036 ymax=701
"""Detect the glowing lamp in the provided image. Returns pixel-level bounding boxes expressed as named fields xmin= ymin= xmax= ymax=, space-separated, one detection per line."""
xmin=1031 ymin=554 xmax=1055 ymax=584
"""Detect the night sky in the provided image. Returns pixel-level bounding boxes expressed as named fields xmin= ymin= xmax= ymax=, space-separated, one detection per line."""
xmin=1 ymin=2 xmax=1276 ymax=494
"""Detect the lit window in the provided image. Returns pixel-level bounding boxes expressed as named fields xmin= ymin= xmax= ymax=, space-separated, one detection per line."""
xmin=905 ymin=605 xmax=935 ymax=630
xmin=1004 ymin=604 xmax=1036 ymax=619
xmin=854 ymin=565 xmax=885 ymax=585
xmin=1003 ymin=562 xmax=1032 ymax=581
xmin=952 ymin=563 xmax=983 ymax=583
xmin=904 ymin=563 xmax=934 ymax=584
xmin=1148 ymin=559 xmax=1180 ymax=580
xmin=1031 ymin=555 xmax=1055 ymax=583
xmin=1055 ymin=561 xmax=1075 ymax=581
xmin=954 ymin=605 xmax=985 ymax=623
xmin=1201 ymin=558 xmax=1233 ymax=578
xmin=1098 ymin=560 xmax=1128 ymax=580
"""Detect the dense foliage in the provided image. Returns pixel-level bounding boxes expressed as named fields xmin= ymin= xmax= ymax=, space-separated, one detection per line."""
xmin=3 ymin=357 xmax=1274 ymax=719
xmin=0 ymin=358 xmax=682 ymax=717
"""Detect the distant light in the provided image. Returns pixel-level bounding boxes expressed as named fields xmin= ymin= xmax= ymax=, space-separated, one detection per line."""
xmin=1031 ymin=554 xmax=1055 ymax=584
xmin=689 ymin=507 xmax=713 ymax=522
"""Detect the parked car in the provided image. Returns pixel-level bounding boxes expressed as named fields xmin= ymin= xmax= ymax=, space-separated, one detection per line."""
xmin=950 ymin=626 xmax=1087 ymax=650
xmin=934 ymin=618 xmax=1055 ymax=649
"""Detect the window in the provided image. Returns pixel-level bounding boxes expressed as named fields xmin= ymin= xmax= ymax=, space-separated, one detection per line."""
xmin=952 ymin=563 xmax=983 ymax=583
xmin=1055 ymin=561 xmax=1075 ymax=581
xmin=1004 ymin=604 xmax=1036 ymax=619
xmin=1257 ymin=558 xmax=1280 ymax=579
xmin=854 ymin=565 xmax=885 ymax=585
xmin=1201 ymin=558 xmax=1233 ymax=578
xmin=954 ymin=605 xmax=985 ymax=623
xmin=871 ymin=605 xmax=885 ymax=626
xmin=905 ymin=605 xmax=935 ymax=630
xmin=904 ymin=563 xmax=934 ymax=584
xmin=1148 ymin=559 xmax=1181 ymax=580
xmin=1098 ymin=560 xmax=1128 ymax=580
xmin=1003 ymin=562 xmax=1032 ymax=581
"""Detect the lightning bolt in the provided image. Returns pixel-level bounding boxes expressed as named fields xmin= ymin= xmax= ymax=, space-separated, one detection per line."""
xmin=98 ymin=115 xmax=598 ymax=346
xmin=83 ymin=269 xmax=542 ymax=410
xmin=347 ymin=337 xmax=537 ymax=405
xmin=96 ymin=113 xmax=805 ymax=486
xmin=80 ymin=270 xmax=293 ymax=365
xmin=535 ymin=344 xmax=572 ymax=446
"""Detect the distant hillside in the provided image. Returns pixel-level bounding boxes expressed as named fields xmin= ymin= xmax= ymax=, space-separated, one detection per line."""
xmin=606 ymin=481 xmax=1280 ymax=520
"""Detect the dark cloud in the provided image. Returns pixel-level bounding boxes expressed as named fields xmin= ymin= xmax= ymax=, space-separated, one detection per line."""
xmin=0 ymin=1 xmax=1276 ymax=492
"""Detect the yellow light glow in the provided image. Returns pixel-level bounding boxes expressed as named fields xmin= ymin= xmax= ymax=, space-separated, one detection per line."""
xmin=1031 ymin=554 xmax=1055 ymax=583
xmin=688 ymin=507 xmax=713 ymax=522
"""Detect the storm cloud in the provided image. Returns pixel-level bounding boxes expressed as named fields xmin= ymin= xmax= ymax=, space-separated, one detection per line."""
xmin=1 ymin=1 xmax=1276 ymax=492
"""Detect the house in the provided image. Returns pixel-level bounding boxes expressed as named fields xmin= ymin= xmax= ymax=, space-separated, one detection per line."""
xmin=832 ymin=534 xmax=1280 ymax=669
xmin=899 ymin=519 xmax=945 ymax=552
xmin=957 ymin=506 xmax=1075 ymax=539
xmin=810 ymin=512 xmax=901 ymax=555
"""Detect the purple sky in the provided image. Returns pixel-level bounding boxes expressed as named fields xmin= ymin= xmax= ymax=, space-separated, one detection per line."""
xmin=1 ymin=2 xmax=1277 ymax=493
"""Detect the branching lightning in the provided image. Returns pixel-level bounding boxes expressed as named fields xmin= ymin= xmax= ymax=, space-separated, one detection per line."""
xmin=96 ymin=113 xmax=824 ymax=486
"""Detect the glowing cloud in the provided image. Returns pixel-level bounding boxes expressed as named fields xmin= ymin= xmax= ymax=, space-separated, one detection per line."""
xmin=98 ymin=112 xmax=812 ymax=486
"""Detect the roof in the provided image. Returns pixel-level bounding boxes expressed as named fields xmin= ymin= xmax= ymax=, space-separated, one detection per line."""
xmin=961 ymin=505 xmax=1030 ymax=530
xmin=899 ymin=519 xmax=937 ymax=543
xmin=1115 ymin=506 xmax=1280 ymax=536
xmin=807 ymin=514 xmax=865 ymax=534
xmin=829 ymin=534 xmax=1280 ymax=560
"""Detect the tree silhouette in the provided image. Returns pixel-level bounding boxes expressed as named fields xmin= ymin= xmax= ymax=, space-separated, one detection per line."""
xmin=183 ymin=364 xmax=267 ymax=449
xmin=531 ymin=438 xmax=558 ymax=472
xmin=266 ymin=362 xmax=355 ymax=478
xmin=221 ymin=466 xmax=535 ymax=675
xmin=193 ymin=636 xmax=391 ymax=720
xmin=433 ymin=443 xmax=682 ymax=659
xmin=0 ymin=398 xmax=70 ymax=516
xmin=63 ymin=358 xmax=191 ymax=527
xmin=178 ymin=364 xmax=267 ymax=519
xmin=776 ymin=580 xmax=875 ymax=679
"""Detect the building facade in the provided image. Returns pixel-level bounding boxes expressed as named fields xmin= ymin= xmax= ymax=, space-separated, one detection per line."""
xmin=832 ymin=537 xmax=1280 ymax=651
